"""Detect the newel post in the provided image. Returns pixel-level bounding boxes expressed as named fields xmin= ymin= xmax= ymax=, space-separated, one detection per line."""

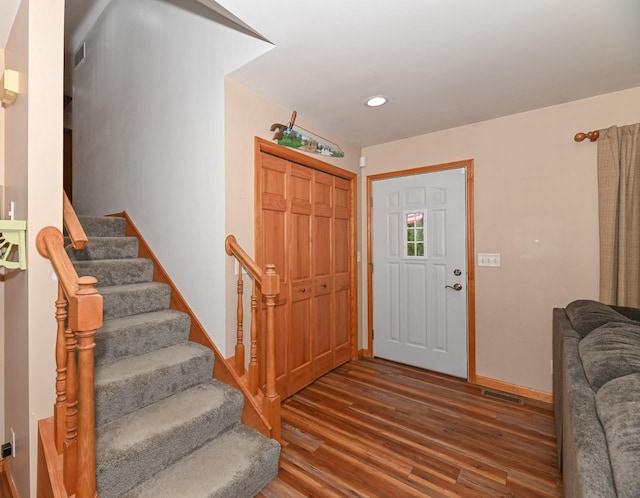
xmin=68 ymin=276 xmax=102 ymax=498
xmin=261 ymin=264 xmax=281 ymax=440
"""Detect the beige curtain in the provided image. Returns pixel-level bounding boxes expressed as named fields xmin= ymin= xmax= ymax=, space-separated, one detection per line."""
xmin=597 ymin=123 xmax=640 ymax=306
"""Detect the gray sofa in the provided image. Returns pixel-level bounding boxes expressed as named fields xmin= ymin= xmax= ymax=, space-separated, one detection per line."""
xmin=554 ymin=300 xmax=640 ymax=498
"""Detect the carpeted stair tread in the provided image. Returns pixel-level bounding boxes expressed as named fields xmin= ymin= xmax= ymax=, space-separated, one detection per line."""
xmin=96 ymin=380 xmax=244 ymax=498
xmin=78 ymin=215 xmax=126 ymax=237
xmin=74 ymin=258 xmax=154 ymax=287
xmin=100 ymin=282 xmax=171 ymax=320
xmin=96 ymin=310 xmax=191 ymax=367
xmin=66 ymin=236 xmax=139 ymax=261
xmin=67 ymin=213 xmax=279 ymax=494
xmin=121 ymin=424 xmax=280 ymax=498
xmin=95 ymin=342 xmax=214 ymax=425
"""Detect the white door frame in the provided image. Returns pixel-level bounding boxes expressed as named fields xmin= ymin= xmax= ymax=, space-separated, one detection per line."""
xmin=366 ymin=159 xmax=476 ymax=382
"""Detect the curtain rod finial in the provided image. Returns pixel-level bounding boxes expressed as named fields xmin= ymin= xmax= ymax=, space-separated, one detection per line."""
xmin=575 ymin=130 xmax=600 ymax=142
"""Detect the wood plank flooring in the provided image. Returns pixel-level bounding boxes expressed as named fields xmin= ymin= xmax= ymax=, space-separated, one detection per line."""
xmin=257 ymin=358 xmax=562 ymax=497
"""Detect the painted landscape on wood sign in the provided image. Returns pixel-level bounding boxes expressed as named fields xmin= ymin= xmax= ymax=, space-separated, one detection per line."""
xmin=278 ymin=128 xmax=345 ymax=158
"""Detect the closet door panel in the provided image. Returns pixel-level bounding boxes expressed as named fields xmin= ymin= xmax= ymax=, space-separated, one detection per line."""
xmin=263 ymin=210 xmax=287 ymax=306
xmin=271 ymin=303 xmax=290 ymax=396
xmin=334 ymin=285 xmax=351 ymax=365
xmin=314 ymin=216 xmax=332 ymax=277
xmin=313 ymin=291 xmax=333 ymax=376
xmin=257 ymin=144 xmax=354 ymax=400
xmin=333 ymin=178 xmax=351 ymax=367
xmin=312 ymin=171 xmax=334 ymax=377
xmin=261 ymin=153 xmax=287 ymax=212
xmin=314 ymin=172 xmax=333 ymax=217
xmin=334 ymin=177 xmax=350 ymax=219
xmin=290 ymin=298 xmax=311 ymax=392
xmin=259 ymin=153 xmax=290 ymax=395
xmin=289 ymin=163 xmax=313 ymax=393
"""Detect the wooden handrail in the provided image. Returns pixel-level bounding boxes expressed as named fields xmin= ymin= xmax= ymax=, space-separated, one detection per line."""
xmin=37 ymin=223 xmax=102 ymax=498
xmin=225 ymin=235 xmax=264 ymax=282
xmin=225 ymin=235 xmax=281 ymax=440
xmin=63 ymin=191 xmax=88 ymax=250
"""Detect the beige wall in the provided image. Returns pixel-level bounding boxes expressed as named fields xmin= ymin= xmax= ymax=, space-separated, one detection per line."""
xmin=0 ymin=47 xmax=5 ymax=445
xmin=4 ymin=0 xmax=64 ymax=495
xmin=362 ymin=86 xmax=640 ymax=393
xmin=4 ymin=4 xmax=30 ymax=493
xmin=224 ymin=79 xmax=362 ymax=358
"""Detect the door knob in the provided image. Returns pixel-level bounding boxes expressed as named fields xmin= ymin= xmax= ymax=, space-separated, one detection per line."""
xmin=445 ymin=283 xmax=462 ymax=291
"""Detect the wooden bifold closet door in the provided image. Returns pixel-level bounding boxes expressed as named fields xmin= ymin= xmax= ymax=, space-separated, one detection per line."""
xmin=256 ymin=140 xmax=355 ymax=400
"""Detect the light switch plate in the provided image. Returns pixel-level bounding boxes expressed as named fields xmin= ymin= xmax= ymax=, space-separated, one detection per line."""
xmin=478 ymin=253 xmax=501 ymax=267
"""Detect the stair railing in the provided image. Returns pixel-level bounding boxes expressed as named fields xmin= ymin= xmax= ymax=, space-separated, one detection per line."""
xmin=225 ymin=235 xmax=281 ymax=439
xmin=36 ymin=192 xmax=101 ymax=498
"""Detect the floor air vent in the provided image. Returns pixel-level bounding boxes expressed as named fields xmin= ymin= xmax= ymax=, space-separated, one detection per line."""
xmin=481 ymin=389 xmax=524 ymax=405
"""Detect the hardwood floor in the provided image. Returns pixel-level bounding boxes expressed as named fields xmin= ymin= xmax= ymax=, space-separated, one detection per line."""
xmin=257 ymin=358 xmax=562 ymax=497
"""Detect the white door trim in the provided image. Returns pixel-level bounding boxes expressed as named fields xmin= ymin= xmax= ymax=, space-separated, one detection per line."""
xmin=366 ymin=159 xmax=476 ymax=382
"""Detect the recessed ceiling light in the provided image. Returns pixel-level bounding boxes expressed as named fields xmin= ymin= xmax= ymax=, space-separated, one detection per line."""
xmin=364 ymin=95 xmax=388 ymax=107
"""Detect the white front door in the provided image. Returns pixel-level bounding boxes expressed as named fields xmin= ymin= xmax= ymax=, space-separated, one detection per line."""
xmin=372 ymin=167 xmax=468 ymax=378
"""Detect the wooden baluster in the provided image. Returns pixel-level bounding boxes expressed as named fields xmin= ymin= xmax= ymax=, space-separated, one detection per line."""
xmin=261 ymin=264 xmax=281 ymax=440
xmin=69 ymin=276 xmax=102 ymax=498
xmin=54 ymin=284 xmax=68 ymax=453
xmin=235 ymin=265 xmax=245 ymax=376
xmin=63 ymin=321 xmax=78 ymax=495
xmin=247 ymin=282 xmax=259 ymax=395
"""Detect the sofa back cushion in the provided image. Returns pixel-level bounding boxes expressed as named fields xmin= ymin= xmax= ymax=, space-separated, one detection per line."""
xmin=596 ymin=373 xmax=640 ymax=498
xmin=566 ymin=300 xmax=636 ymax=338
xmin=579 ymin=322 xmax=640 ymax=391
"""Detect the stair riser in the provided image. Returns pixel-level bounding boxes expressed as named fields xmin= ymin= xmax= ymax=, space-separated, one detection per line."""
xmin=95 ymin=350 xmax=214 ymax=426
xmin=66 ymin=237 xmax=139 ymax=261
xmin=96 ymin=312 xmax=191 ymax=367
xmin=121 ymin=425 xmax=281 ymax=498
xmin=102 ymin=285 xmax=171 ymax=320
xmin=78 ymin=215 xmax=126 ymax=237
xmin=96 ymin=384 xmax=244 ymax=498
xmin=74 ymin=259 xmax=154 ymax=287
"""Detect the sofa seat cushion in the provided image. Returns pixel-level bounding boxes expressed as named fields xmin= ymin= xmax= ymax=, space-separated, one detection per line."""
xmin=596 ymin=373 xmax=640 ymax=498
xmin=566 ymin=300 xmax=636 ymax=338
xmin=579 ymin=322 xmax=640 ymax=391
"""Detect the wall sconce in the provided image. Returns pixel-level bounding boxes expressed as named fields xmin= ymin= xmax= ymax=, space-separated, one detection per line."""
xmin=0 ymin=220 xmax=27 ymax=272
xmin=1 ymin=70 xmax=20 ymax=106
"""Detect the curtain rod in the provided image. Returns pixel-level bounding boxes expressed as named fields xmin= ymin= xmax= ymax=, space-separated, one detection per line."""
xmin=574 ymin=130 xmax=599 ymax=142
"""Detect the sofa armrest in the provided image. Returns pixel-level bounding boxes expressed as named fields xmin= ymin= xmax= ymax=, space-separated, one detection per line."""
xmin=553 ymin=308 xmax=573 ymax=467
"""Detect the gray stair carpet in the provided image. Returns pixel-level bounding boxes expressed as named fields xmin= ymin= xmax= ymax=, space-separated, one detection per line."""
xmin=69 ymin=215 xmax=280 ymax=498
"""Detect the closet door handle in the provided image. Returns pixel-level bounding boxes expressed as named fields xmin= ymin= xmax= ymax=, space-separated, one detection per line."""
xmin=321 ymin=283 xmax=327 ymax=288
xmin=300 ymin=287 xmax=306 ymax=293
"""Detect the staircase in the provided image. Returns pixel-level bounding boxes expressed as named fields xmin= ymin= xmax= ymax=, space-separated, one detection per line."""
xmin=66 ymin=215 xmax=280 ymax=498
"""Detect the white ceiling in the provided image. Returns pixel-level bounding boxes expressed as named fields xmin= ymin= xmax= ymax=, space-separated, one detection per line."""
xmin=5 ymin=0 xmax=640 ymax=147
xmin=220 ymin=0 xmax=640 ymax=147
